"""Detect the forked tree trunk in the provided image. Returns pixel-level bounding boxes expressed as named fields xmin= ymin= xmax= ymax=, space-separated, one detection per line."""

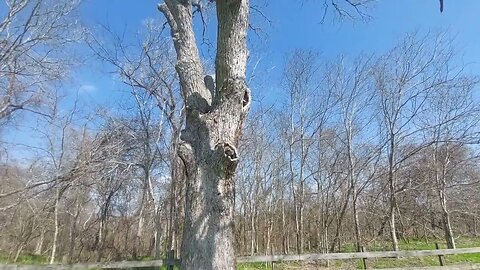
xmin=434 ymin=143 xmax=456 ymax=249
xmin=158 ymin=0 xmax=250 ymax=269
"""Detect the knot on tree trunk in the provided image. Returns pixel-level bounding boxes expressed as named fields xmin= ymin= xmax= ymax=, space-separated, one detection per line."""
xmin=215 ymin=77 xmax=248 ymax=107
xmin=242 ymin=87 xmax=251 ymax=111
xmin=216 ymin=142 xmax=238 ymax=161
xmin=214 ymin=142 xmax=238 ymax=178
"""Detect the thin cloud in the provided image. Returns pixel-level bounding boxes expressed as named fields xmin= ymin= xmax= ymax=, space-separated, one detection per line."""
xmin=79 ymin=84 xmax=97 ymax=93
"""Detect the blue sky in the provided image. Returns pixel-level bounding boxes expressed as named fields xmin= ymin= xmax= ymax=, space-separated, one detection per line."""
xmin=76 ymin=0 xmax=480 ymax=106
xmin=3 ymin=0 xmax=480 ymax=162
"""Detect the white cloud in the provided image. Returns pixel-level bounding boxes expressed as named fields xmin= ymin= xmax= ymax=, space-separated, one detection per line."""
xmin=79 ymin=84 xmax=97 ymax=93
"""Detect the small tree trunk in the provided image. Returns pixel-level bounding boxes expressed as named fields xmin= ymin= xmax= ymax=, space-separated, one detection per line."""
xmin=299 ymin=181 xmax=305 ymax=254
xmin=439 ymin=189 xmax=456 ymax=249
xmin=14 ymin=246 xmax=24 ymax=263
xmin=389 ymin=196 xmax=399 ymax=251
xmin=167 ymin=159 xmax=177 ymax=252
xmin=330 ymin=185 xmax=353 ymax=252
xmin=281 ymin=197 xmax=288 ymax=255
xmin=134 ymin=204 xmax=145 ymax=258
xmin=50 ymin=186 xmax=60 ymax=264
xmin=68 ymin=199 xmax=81 ymax=263
xmin=250 ymin=206 xmax=256 ymax=256
xmin=474 ymin=217 xmax=478 ymax=237
xmin=97 ymin=219 xmax=104 ymax=262
xmin=35 ymin=229 xmax=45 ymax=255
xmin=266 ymin=213 xmax=273 ymax=255
xmin=154 ymin=205 xmax=162 ymax=260
xmin=353 ymin=196 xmax=362 ymax=251
xmin=388 ymin=135 xmax=399 ymax=252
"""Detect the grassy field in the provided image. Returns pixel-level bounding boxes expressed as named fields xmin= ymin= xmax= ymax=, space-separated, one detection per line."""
xmin=0 ymin=253 xmax=48 ymax=265
xmin=1 ymin=238 xmax=479 ymax=269
xmin=238 ymin=237 xmax=480 ymax=269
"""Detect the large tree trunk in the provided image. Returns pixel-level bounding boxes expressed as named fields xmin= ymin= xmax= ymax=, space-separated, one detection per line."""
xmin=159 ymin=0 xmax=250 ymax=269
xmin=179 ymin=154 xmax=239 ymax=269
xmin=167 ymin=146 xmax=182 ymax=253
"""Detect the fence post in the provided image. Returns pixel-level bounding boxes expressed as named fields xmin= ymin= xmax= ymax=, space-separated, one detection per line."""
xmin=167 ymin=249 xmax=175 ymax=270
xmin=361 ymin=246 xmax=368 ymax=269
xmin=435 ymin=243 xmax=445 ymax=266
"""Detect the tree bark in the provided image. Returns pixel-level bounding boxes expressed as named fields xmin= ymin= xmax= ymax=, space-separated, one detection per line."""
xmin=439 ymin=189 xmax=455 ymax=249
xmin=434 ymin=143 xmax=456 ymax=249
xmin=134 ymin=198 xmax=145 ymax=258
xmin=68 ymin=197 xmax=81 ymax=263
xmin=35 ymin=229 xmax=45 ymax=256
xmin=50 ymin=186 xmax=60 ymax=264
xmin=159 ymin=0 xmax=250 ymax=269
xmin=388 ymin=134 xmax=399 ymax=252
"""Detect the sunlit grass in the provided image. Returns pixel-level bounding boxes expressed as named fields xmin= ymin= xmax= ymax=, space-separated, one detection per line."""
xmin=0 ymin=254 xmax=49 ymax=264
xmin=1 ymin=238 xmax=479 ymax=269
xmin=239 ymin=237 xmax=480 ymax=269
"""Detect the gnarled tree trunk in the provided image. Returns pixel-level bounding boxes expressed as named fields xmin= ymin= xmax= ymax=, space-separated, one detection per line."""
xmin=158 ymin=0 xmax=250 ymax=269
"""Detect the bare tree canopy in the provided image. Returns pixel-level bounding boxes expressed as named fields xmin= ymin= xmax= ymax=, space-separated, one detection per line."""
xmin=0 ymin=0 xmax=81 ymax=120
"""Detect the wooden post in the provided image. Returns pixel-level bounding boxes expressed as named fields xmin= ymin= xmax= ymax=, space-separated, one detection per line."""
xmin=435 ymin=243 xmax=446 ymax=266
xmin=271 ymin=261 xmax=275 ymax=270
xmin=361 ymin=246 xmax=368 ymax=269
xmin=167 ymin=249 xmax=175 ymax=270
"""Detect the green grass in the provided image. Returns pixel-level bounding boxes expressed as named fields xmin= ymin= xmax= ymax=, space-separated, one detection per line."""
xmin=2 ymin=238 xmax=479 ymax=269
xmin=351 ymin=237 xmax=480 ymax=269
xmin=238 ymin=261 xmax=305 ymax=270
xmin=0 ymin=254 xmax=49 ymax=264
xmin=238 ymin=237 xmax=480 ymax=269
xmin=135 ymin=265 xmax=181 ymax=270
xmin=238 ymin=262 xmax=271 ymax=270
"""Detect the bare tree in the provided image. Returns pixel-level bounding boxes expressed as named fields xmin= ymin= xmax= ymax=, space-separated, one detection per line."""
xmin=419 ymin=57 xmax=479 ymax=248
xmin=0 ymin=0 xmax=81 ymax=121
xmin=372 ymin=32 xmax=474 ymax=251
xmin=88 ymin=20 xmax=186 ymax=257
xmin=283 ymin=50 xmax=315 ymax=254
xmin=328 ymin=55 xmax=377 ymax=252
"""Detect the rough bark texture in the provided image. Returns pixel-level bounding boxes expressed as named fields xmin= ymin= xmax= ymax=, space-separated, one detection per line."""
xmin=159 ymin=0 xmax=250 ymax=269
